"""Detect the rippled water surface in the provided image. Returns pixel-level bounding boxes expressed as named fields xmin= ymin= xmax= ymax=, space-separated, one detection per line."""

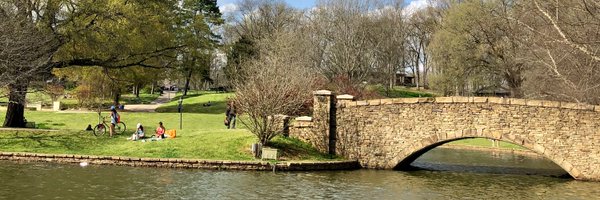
xmin=1 ymin=148 xmax=599 ymax=199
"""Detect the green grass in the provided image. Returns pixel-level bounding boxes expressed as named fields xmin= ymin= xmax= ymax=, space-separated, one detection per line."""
xmin=61 ymin=93 xmax=160 ymax=109
xmin=156 ymin=92 xmax=234 ymax=114
xmin=448 ymin=138 xmax=527 ymax=150
xmin=374 ymin=86 xmax=436 ymax=98
xmin=0 ymin=109 xmax=332 ymax=161
xmin=0 ymin=129 xmax=255 ymax=160
xmin=269 ymin=137 xmax=338 ymax=161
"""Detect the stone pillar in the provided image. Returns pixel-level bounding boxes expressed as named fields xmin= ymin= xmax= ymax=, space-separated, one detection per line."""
xmin=270 ymin=114 xmax=291 ymax=137
xmin=313 ymin=90 xmax=336 ymax=155
xmin=53 ymin=101 xmax=61 ymax=111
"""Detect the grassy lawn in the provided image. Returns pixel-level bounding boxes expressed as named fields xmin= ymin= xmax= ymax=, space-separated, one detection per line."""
xmin=61 ymin=93 xmax=161 ymax=109
xmin=156 ymin=92 xmax=233 ymax=114
xmin=0 ymin=107 xmax=332 ymax=161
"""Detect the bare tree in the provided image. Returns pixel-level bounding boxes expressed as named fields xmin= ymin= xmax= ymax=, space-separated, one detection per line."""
xmin=232 ymin=31 xmax=316 ymax=145
xmin=365 ymin=3 xmax=407 ymax=94
xmin=224 ymin=0 xmax=302 ymax=83
xmin=516 ymin=0 xmax=600 ymax=103
xmin=305 ymin=0 xmax=382 ymax=83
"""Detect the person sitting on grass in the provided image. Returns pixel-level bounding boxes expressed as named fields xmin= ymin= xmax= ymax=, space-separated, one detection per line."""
xmin=155 ymin=122 xmax=166 ymax=139
xmin=128 ymin=123 xmax=145 ymax=141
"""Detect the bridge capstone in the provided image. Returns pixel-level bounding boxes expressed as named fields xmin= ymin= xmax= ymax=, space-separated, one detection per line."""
xmin=289 ymin=91 xmax=600 ymax=181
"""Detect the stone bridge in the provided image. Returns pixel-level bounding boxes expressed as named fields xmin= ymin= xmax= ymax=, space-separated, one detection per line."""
xmin=288 ymin=90 xmax=600 ymax=181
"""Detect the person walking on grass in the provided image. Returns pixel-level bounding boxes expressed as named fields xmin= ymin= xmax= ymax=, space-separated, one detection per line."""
xmin=225 ymin=102 xmax=237 ymax=129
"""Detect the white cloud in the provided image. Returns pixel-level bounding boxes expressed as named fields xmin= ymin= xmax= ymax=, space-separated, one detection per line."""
xmin=403 ymin=0 xmax=430 ymax=16
xmin=220 ymin=3 xmax=239 ymax=15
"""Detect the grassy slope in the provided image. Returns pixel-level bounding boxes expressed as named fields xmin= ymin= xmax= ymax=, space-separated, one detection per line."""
xmin=0 ymin=92 xmax=331 ymax=161
xmin=374 ymin=86 xmax=437 ymax=98
xmin=156 ymin=92 xmax=233 ymax=114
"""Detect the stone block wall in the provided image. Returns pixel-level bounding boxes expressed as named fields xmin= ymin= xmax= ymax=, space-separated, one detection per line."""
xmin=289 ymin=116 xmax=331 ymax=153
xmin=288 ymin=90 xmax=336 ymax=153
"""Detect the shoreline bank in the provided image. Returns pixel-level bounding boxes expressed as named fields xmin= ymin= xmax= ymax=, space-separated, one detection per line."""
xmin=0 ymin=152 xmax=360 ymax=171
xmin=0 ymin=144 xmax=543 ymax=171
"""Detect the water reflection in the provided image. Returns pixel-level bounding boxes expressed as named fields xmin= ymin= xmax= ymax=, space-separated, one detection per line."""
xmin=0 ymin=148 xmax=598 ymax=199
xmin=411 ymin=147 xmax=569 ymax=177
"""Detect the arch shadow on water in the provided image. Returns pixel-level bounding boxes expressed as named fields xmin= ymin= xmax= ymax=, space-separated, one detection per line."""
xmin=392 ymin=137 xmax=573 ymax=179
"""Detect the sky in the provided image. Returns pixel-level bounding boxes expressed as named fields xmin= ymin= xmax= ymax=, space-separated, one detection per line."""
xmin=217 ymin=0 xmax=430 ymax=15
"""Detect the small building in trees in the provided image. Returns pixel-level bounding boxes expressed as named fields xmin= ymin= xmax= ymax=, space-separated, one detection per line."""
xmin=395 ymin=72 xmax=415 ymax=86
xmin=474 ymin=86 xmax=511 ymax=97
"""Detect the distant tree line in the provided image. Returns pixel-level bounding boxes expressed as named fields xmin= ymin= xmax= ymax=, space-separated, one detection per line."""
xmin=224 ymin=0 xmax=600 ymax=104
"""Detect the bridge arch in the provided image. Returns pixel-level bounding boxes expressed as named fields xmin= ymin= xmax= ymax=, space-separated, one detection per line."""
xmin=390 ymin=132 xmax=577 ymax=179
xmin=288 ymin=90 xmax=600 ymax=181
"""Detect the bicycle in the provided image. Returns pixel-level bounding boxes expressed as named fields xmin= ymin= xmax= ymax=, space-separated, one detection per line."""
xmin=93 ymin=112 xmax=126 ymax=136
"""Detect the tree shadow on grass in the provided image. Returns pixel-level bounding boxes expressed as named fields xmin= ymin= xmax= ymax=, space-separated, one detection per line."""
xmin=36 ymin=122 xmax=66 ymax=129
xmin=156 ymin=100 xmax=228 ymax=114
xmin=0 ymin=131 xmax=88 ymax=151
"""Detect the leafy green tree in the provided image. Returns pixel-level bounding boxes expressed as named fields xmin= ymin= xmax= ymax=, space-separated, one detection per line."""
xmin=429 ymin=0 xmax=524 ymax=96
xmin=0 ymin=0 xmax=221 ymax=127
xmin=225 ymin=35 xmax=257 ymax=83
xmin=175 ymin=0 xmax=222 ymax=96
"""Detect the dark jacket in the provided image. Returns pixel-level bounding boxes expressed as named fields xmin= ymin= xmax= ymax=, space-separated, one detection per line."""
xmin=226 ymin=105 xmax=236 ymax=117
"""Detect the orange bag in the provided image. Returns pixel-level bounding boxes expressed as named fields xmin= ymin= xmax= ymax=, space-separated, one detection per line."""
xmin=166 ymin=129 xmax=176 ymax=138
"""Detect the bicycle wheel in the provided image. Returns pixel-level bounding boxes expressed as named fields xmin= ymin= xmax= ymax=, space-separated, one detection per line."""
xmin=115 ymin=122 xmax=126 ymax=135
xmin=93 ymin=124 xmax=106 ymax=136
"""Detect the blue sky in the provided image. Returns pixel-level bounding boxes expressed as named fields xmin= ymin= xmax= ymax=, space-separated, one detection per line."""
xmin=217 ymin=0 xmax=428 ymax=14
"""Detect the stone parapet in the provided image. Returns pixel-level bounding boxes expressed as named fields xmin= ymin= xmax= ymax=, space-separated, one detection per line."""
xmin=337 ymin=96 xmax=599 ymax=112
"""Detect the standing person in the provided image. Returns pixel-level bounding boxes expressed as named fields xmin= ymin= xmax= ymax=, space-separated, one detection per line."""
xmin=225 ymin=102 xmax=237 ymax=129
xmin=109 ymin=106 xmax=119 ymax=137
xmin=155 ymin=122 xmax=166 ymax=139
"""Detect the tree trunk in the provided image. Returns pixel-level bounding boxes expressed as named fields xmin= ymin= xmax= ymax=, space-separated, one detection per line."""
xmin=113 ymin=90 xmax=121 ymax=106
xmin=505 ymin=68 xmax=524 ymax=98
xmin=151 ymin=82 xmax=155 ymax=95
xmin=183 ymin=69 xmax=193 ymax=97
xmin=3 ymin=81 xmax=29 ymax=127
xmin=422 ymin=52 xmax=429 ymax=89
xmin=414 ymin=51 xmax=421 ymax=89
xmin=135 ymin=84 xmax=141 ymax=98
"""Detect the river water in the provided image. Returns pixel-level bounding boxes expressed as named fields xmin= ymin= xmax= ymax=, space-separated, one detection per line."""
xmin=1 ymin=148 xmax=599 ymax=199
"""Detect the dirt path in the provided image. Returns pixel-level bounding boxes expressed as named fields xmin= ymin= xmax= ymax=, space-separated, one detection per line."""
xmin=124 ymin=91 xmax=176 ymax=112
